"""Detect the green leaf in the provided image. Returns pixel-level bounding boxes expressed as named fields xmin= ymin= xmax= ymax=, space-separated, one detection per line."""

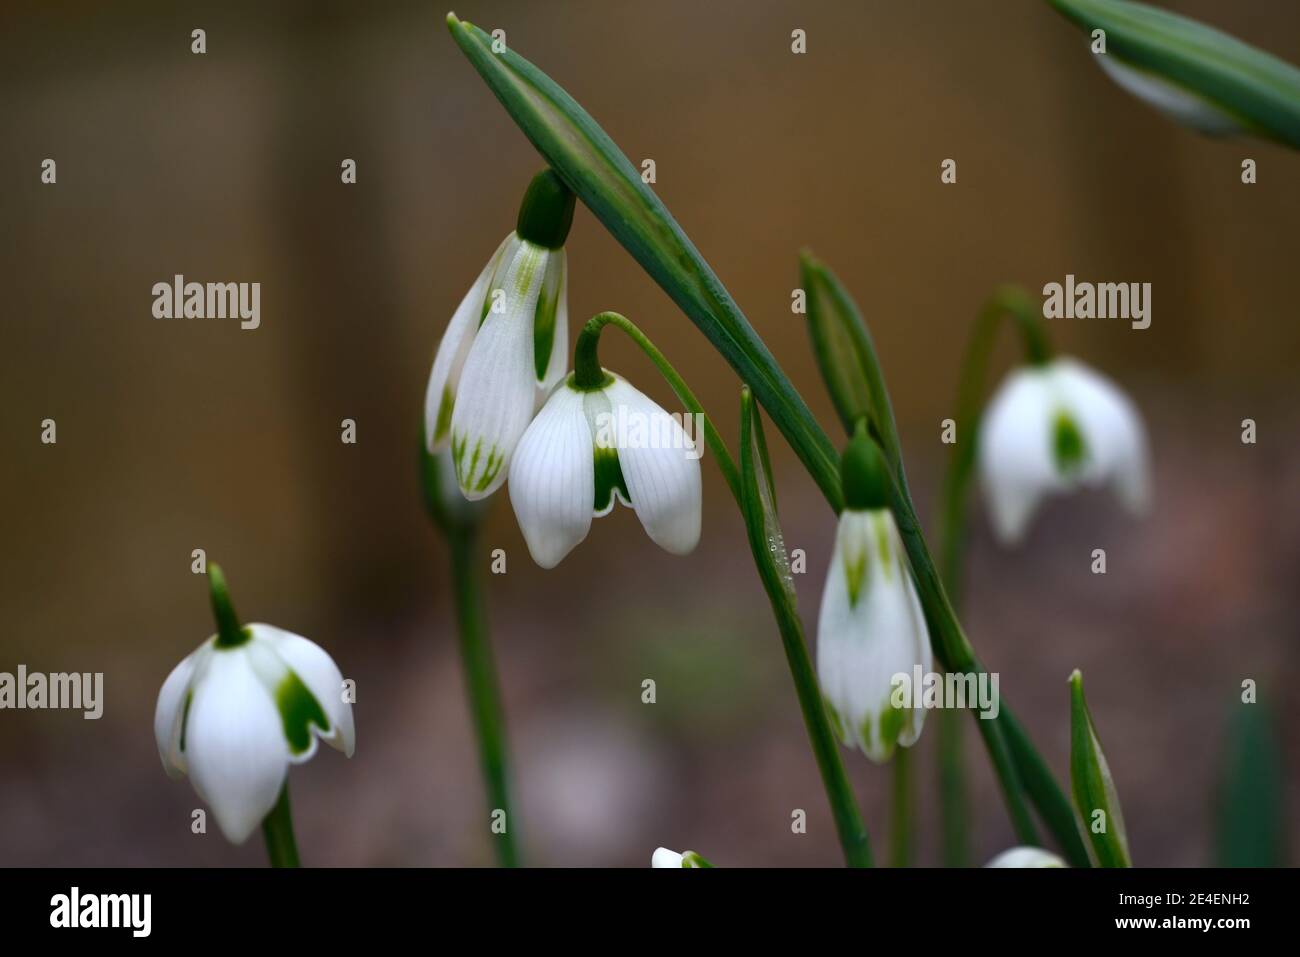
xmin=1068 ymin=670 xmax=1131 ymax=867
xmin=445 ymin=13 xmax=841 ymax=508
xmin=800 ymin=252 xmax=903 ymax=473
xmin=1215 ymin=701 xmax=1285 ymax=867
xmin=1046 ymin=0 xmax=1300 ymax=148
xmin=738 ymin=387 xmax=872 ymax=868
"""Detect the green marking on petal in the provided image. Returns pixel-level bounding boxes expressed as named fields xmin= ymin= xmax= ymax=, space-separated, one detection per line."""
xmin=1052 ymin=410 xmax=1089 ymax=476
xmin=843 ymin=545 xmax=867 ymax=607
xmin=434 ymin=386 xmax=455 ymax=443
xmin=179 ymin=690 xmax=193 ymax=752
xmin=593 ymin=446 xmax=629 ymax=513
xmin=513 ymin=242 xmax=542 ymax=301
xmin=467 ymin=438 xmax=483 ymax=484
xmin=533 ymin=254 xmax=562 ymax=381
xmin=872 ymin=511 xmax=893 ymax=583
xmin=474 ymin=445 xmax=503 ymax=493
xmin=879 ymin=701 xmax=907 ymax=758
xmin=276 ymin=669 xmax=331 ymax=756
xmin=451 ymin=432 xmax=469 ymax=481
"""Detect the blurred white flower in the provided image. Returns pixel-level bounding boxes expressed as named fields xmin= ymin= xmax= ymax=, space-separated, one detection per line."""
xmin=986 ymin=846 xmax=1067 ymax=868
xmin=652 ymin=847 xmax=710 ymax=868
xmin=508 ymin=371 xmax=701 ymax=568
xmin=978 ymin=357 xmax=1149 ymax=543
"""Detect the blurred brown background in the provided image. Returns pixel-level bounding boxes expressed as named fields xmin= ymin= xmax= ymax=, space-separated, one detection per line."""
xmin=1 ymin=0 xmax=1296 ymax=866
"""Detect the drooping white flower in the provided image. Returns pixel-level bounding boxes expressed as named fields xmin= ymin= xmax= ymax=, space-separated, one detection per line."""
xmin=985 ymin=846 xmax=1068 ymax=868
xmin=1095 ymin=54 xmax=1245 ymax=137
xmin=424 ymin=170 xmax=573 ymax=500
xmin=508 ymin=370 xmax=702 ymax=568
xmin=978 ymin=357 xmax=1149 ymax=544
xmin=155 ymin=595 xmax=354 ymax=844
xmin=817 ymin=505 xmax=933 ymax=763
xmin=652 ymin=847 xmax=710 ymax=868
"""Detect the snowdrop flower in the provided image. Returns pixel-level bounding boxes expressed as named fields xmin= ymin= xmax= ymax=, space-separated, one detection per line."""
xmin=508 ymin=368 xmax=701 ymax=568
xmin=986 ymin=846 xmax=1067 ymax=868
xmin=154 ymin=566 xmax=354 ymax=844
xmin=978 ymin=357 xmax=1149 ymax=544
xmin=652 ymin=847 xmax=711 ymax=868
xmin=424 ymin=169 xmax=575 ymax=500
xmin=817 ymin=431 xmax=932 ymax=763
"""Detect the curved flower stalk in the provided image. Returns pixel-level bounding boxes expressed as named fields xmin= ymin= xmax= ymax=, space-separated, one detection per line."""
xmin=1044 ymin=0 xmax=1300 ymax=147
xmin=985 ymin=846 xmax=1068 ymax=868
xmin=817 ymin=426 xmax=932 ymax=764
xmin=424 ymin=169 xmax=575 ymax=499
xmin=154 ymin=565 xmax=354 ymax=864
xmin=652 ymin=847 xmax=713 ymax=868
xmin=420 ymin=437 xmax=521 ymax=867
xmin=979 ymin=357 xmax=1149 ymax=544
xmin=509 ymin=368 xmax=701 ymax=568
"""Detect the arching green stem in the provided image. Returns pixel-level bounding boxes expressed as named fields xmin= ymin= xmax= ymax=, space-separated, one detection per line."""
xmin=939 ymin=285 xmax=1051 ymax=604
xmin=574 ymin=311 xmax=740 ymax=504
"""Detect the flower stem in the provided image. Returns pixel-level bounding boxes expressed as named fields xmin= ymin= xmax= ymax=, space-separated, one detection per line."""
xmin=937 ymin=707 xmax=969 ymax=866
xmin=574 ymin=312 xmax=740 ymax=503
xmin=889 ymin=748 xmax=913 ymax=867
xmin=261 ymin=781 xmax=300 ymax=868
xmin=448 ymin=526 xmax=520 ymax=867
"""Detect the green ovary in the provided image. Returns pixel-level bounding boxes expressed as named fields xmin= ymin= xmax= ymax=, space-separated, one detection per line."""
xmin=1052 ymin=410 xmax=1089 ymax=476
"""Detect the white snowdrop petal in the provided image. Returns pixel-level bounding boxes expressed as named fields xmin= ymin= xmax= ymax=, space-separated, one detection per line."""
xmin=986 ymin=846 xmax=1067 ymax=868
xmin=1053 ymin=359 xmax=1150 ymax=517
xmin=978 ymin=366 xmax=1062 ymax=544
xmin=652 ymin=847 xmax=685 ymax=868
xmin=154 ymin=645 xmax=206 ymax=779
xmin=816 ymin=510 xmax=933 ymax=763
xmin=1096 ymin=54 xmax=1244 ymax=137
xmin=816 ymin=521 xmax=857 ymax=748
xmin=425 ymin=234 xmax=513 ymax=452
xmin=184 ymin=648 xmax=291 ymax=844
xmin=605 ymin=378 xmax=702 ymax=556
xmin=451 ymin=239 xmax=550 ymax=499
xmin=509 ymin=385 xmax=595 ymax=569
xmin=250 ymin=624 xmax=355 ymax=759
